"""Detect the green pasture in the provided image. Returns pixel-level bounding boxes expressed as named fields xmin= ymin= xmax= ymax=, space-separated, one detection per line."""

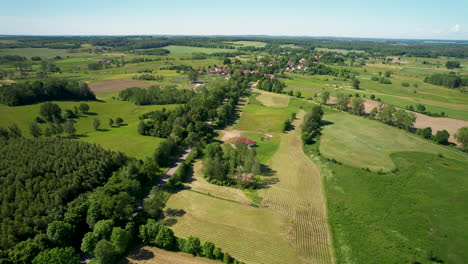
xmin=225 ymin=41 xmax=266 ymax=47
xmin=0 ymin=93 xmax=177 ymax=159
xmin=232 ymin=102 xmax=294 ymax=133
xmin=310 ymin=147 xmax=468 ymax=264
xmin=319 ymin=111 xmax=467 ymax=171
xmin=163 ymin=45 xmax=236 ymax=54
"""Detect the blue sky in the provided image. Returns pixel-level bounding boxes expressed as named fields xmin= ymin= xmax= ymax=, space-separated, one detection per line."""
xmin=1 ymin=0 xmax=467 ymax=40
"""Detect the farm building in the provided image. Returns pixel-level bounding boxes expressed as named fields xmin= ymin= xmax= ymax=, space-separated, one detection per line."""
xmin=232 ymin=137 xmax=256 ymax=148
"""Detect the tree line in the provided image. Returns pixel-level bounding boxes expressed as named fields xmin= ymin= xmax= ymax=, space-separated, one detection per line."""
xmin=118 ymin=86 xmax=195 ymax=105
xmin=423 ymin=73 xmax=467 ymax=89
xmin=140 ymin=219 xmax=245 ymax=264
xmin=0 ymin=79 xmax=96 ymax=106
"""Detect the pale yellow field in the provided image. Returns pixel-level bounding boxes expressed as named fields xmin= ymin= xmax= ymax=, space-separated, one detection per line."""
xmin=164 ymin=110 xmax=334 ymax=264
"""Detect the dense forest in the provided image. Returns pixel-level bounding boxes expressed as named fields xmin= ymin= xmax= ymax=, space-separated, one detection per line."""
xmin=0 ymin=138 xmax=128 ymax=250
xmin=118 ymin=86 xmax=195 ymax=105
xmin=0 ymin=79 xmax=96 ymax=106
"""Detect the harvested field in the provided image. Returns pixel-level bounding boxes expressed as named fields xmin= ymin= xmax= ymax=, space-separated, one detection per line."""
xmin=187 ymin=161 xmax=250 ymax=204
xmin=88 ymin=80 xmax=154 ymax=94
xmin=123 ymin=246 xmax=218 ymax=264
xmin=164 ymin=111 xmax=334 ymax=264
xmin=259 ymin=110 xmax=334 ymax=264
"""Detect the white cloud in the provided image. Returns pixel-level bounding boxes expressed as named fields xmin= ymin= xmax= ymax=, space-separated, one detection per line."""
xmin=450 ymin=24 xmax=461 ymax=32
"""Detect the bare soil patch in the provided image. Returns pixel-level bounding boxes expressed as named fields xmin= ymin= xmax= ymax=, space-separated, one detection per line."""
xmin=220 ymin=129 xmax=244 ymax=142
xmin=88 ymin=80 xmax=154 ymax=94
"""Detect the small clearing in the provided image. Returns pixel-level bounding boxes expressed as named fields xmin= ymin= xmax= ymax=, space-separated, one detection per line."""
xmin=220 ymin=129 xmax=244 ymax=142
xmin=88 ymin=79 xmax=154 ymax=94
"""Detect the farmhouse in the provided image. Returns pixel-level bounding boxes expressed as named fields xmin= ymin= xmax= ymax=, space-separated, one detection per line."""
xmin=232 ymin=137 xmax=256 ymax=148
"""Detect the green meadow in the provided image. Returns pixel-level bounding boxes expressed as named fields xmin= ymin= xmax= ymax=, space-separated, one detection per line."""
xmin=0 ymin=92 xmax=177 ymax=160
xmin=319 ymin=111 xmax=467 ymax=171
xmin=306 ymin=147 xmax=468 ymax=264
xmin=163 ymin=45 xmax=236 ymax=54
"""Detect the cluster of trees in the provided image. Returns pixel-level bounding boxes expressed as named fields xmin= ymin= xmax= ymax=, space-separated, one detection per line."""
xmin=406 ymin=103 xmax=446 ymax=117
xmin=133 ymin=74 xmax=164 ymax=81
xmin=131 ymin=48 xmax=170 ymax=55
xmin=424 ymin=73 xmax=467 ymax=89
xmin=139 ymin=76 xmax=246 ymax=143
xmin=203 ymin=142 xmax=260 ymax=187
xmin=164 ymin=65 xmax=194 ymax=72
xmin=307 ymin=64 xmax=354 ymax=78
xmin=415 ymin=127 xmax=450 ymax=145
xmin=257 ymin=77 xmax=285 ymax=93
xmin=118 ymin=86 xmax=195 ymax=105
xmin=0 ymin=79 xmax=96 ymax=106
xmin=369 ymin=104 xmax=416 ymax=131
xmin=283 ymin=112 xmax=296 ymax=132
xmin=302 ymin=105 xmax=324 ymax=144
xmin=371 ymin=76 xmax=392 ymax=84
xmin=81 ymin=220 xmax=133 ymax=264
xmin=446 ymin=60 xmax=461 ymax=69
xmin=139 ymin=220 xmax=244 ymax=264
xmin=25 ymin=102 xmax=94 ymax=138
xmin=455 ymin=127 xmax=468 ymax=151
xmin=0 ymin=138 xmax=128 ymax=256
xmin=0 ymin=55 xmax=27 ymax=62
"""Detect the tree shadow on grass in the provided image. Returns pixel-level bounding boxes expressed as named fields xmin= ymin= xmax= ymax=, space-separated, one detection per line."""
xmin=160 ymin=218 xmax=178 ymax=227
xmin=70 ymin=134 xmax=88 ymax=138
xmin=97 ymin=128 xmax=110 ymax=132
xmin=165 ymin=208 xmax=187 ymax=217
xmin=84 ymin=112 xmax=98 ymax=116
xmin=260 ymin=164 xmax=277 ymax=176
xmin=127 ymin=248 xmax=155 ymax=261
xmin=256 ymin=164 xmax=279 ymax=189
xmin=320 ymin=120 xmax=334 ymax=126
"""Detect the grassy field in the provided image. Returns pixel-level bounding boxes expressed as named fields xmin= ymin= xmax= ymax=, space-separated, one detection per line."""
xmin=253 ymin=88 xmax=290 ymax=107
xmin=225 ymin=41 xmax=267 ymax=47
xmin=163 ymin=45 xmax=236 ymax=54
xmin=164 ymin=105 xmax=334 ymax=264
xmin=232 ymin=96 xmax=295 ymax=133
xmin=319 ymin=111 xmax=467 ymax=171
xmin=305 ymin=145 xmax=468 ymax=264
xmin=123 ymin=246 xmax=219 ymax=264
xmin=283 ymin=57 xmax=468 ymax=120
xmin=0 ymin=93 xmax=177 ymax=160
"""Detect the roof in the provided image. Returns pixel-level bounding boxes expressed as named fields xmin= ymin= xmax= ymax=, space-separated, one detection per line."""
xmin=232 ymin=137 xmax=256 ymax=145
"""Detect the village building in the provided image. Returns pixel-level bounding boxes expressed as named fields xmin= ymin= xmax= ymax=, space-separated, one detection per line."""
xmin=232 ymin=137 xmax=256 ymax=148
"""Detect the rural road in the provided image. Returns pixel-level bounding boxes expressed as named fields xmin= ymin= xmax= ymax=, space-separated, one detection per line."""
xmin=160 ymin=147 xmax=192 ymax=184
xmin=131 ymin=147 xmax=192 ymax=216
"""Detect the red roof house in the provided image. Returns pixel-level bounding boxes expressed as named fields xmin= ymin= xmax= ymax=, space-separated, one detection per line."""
xmin=232 ymin=137 xmax=256 ymax=147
